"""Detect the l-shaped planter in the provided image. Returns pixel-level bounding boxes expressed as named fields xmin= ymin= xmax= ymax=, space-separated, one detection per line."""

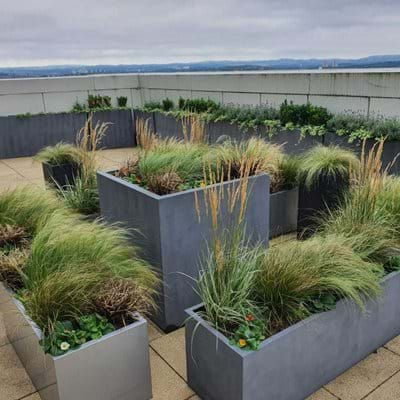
xmin=185 ymin=270 xmax=400 ymax=400
xmin=97 ymin=171 xmax=270 ymax=331
xmin=0 ymin=283 xmax=152 ymax=400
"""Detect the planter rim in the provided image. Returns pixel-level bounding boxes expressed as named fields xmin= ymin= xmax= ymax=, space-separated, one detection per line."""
xmin=4 ymin=286 xmax=146 ymax=361
xmin=270 ymin=186 xmax=298 ymax=196
xmin=42 ymin=161 xmax=78 ymax=168
xmin=97 ymin=170 xmax=268 ymax=200
xmin=186 ymin=270 xmax=400 ymax=358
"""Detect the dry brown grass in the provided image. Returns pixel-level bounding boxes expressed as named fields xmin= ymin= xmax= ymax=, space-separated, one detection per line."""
xmin=182 ymin=114 xmax=207 ymax=144
xmin=0 ymin=225 xmax=29 ymax=248
xmin=146 ymin=171 xmax=183 ymax=195
xmin=0 ymin=247 xmax=29 ymax=291
xmin=136 ymin=118 xmax=158 ymax=151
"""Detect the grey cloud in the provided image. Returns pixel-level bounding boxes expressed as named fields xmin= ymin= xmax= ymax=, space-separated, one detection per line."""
xmin=1 ymin=0 xmax=399 ymax=66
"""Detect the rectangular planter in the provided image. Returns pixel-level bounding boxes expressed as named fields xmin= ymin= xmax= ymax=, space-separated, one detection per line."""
xmin=42 ymin=162 xmax=79 ymax=189
xmin=97 ymin=172 xmax=270 ymax=331
xmin=268 ymin=129 xmax=324 ymax=155
xmin=207 ymin=121 xmax=254 ymax=144
xmin=0 ymin=113 xmax=86 ymax=159
xmin=92 ymin=109 xmax=135 ymax=149
xmin=269 ymin=187 xmax=298 ymax=238
xmin=153 ymin=113 xmax=187 ymax=140
xmin=1 ymin=283 xmax=152 ymax=400
xmin=185 ymin=270 xmax=400 ymax=400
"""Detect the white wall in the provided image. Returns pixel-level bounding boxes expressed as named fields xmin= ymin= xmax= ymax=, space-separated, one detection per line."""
xmin=0 ymin=69 xmax=400 ymax=117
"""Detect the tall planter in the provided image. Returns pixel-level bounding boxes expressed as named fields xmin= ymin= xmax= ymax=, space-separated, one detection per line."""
xmin=97 ymin=172 xmax=270 ymax=331
xmin=1 ymin=283 xmax=152 ymax=400
xmin=92 ymin=109 xmax=135 ymax=149
xmin=42 ymin=162 xmax=79 ymax=189
xmin=207 ymin=121 xmax=254 ymax=144
xmin=185 ymin=271 xmax=400 ymax=400
xmin=269 ymin=187 xmax=298 ymax=238
xmin=0 ymin=113 xmax=86 ymax=159
xmin=268 ymin=129 xmax=323 ymax=155
xmin=153 ymin=113 xmax=187 ymax=140
xmin=297 ymin=174 xmax=348 ymax=238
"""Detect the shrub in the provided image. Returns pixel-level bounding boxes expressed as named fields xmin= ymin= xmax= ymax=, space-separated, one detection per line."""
xmin=298 ymin=145 xmax=359 ymax=188
xmin=35 ymin=142 xmax=80 ymax=166
xmin=117 ymin=96 xmax=128 ymax=108
xmin=256 ymin=235 xmax=383 ymax=333
xmin=279 ymin=100 xmax=331 ymax=127
xmin=162 ymin=98 xmax=174 ymax=111
xmin=88 ymin=94 xmax=112 ymax=109
xmin=142 ymin=101 xmax=162 ymax=111
xmin=179 ymin=98 xmax=220 ymax=113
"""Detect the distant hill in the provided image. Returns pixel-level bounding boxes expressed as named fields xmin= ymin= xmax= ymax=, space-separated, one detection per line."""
xmin=1 ymin=55 xmax=400 ymax=78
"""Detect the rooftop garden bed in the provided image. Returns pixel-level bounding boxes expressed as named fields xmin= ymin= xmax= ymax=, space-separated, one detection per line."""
xmin=185 ymin=140 xmax=400 ymax=400
xmin=0 ymin=187 xmax=157 ymax=399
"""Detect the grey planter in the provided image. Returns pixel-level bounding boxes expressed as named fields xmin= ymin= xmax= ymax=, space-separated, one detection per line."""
xmin=1 ymin=283 xmax=152 ymax=400
xmin=97 ymin=172 xmax=270 ymax=331
xmin=133 ymin=110 xmax=156 ymax=134
xmin=153 ymin=113 xmax=188 ymax=140
xmin=185 ymin=271 xmax=400 ymax=400
xmin=0 ymin=113 xmax=86 ymax=159
xmin=92 ymin=109 xmax=135 ymax=149
xmin=268 ymin=129 xmax=323 ymax=155
xmin=269 ymin=187 xmax=298 ymax=238
xmin=207 ymin=121 xmax=254 ymax=144
xmin=42 ymin=162 xmax=79 ymax=189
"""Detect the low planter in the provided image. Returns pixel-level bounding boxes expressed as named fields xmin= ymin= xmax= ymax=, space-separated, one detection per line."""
xmin=268 ymin=129 xmax=323 ymax=155
xmin=185 ymin=270 xmax=400 ymax=400
xmin=297 ymin=174 xmax=348 ymax=238
xmin=97 ymin=172 xmax=270 ymax=331
xmin=0 ymin=112 xmax=86 ymax=159
xmin=1 ymin=283 xmax=152 ymax=400
xmin=269 ymin=187 xmax=298 ymax=238
xmin=92 ymin=109 xmax=135 ymax=149
xmin=42 ymin=162 xmax=79 ymax=189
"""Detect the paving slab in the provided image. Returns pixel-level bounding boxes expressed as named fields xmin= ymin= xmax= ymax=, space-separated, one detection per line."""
xmin=22 ymin=394 xmax=41 ymax=400
xmin=385 ymin=336 xmax=400 ymax=356
xmin=151 ymin=327 xmax=186 ymax=380
xmin=148 ymin=321 xmax=164 ymax=343
xmin=325 ymin=348 xmax=400 ymax=400
xmin=0 ymin=344 xmax=36 ymax=400
xmin=0 ymin=314 xmax=8 ymax=347
xmin=307 ymin=388 xmax=338 ymax=399
xmin=365 ymin=371 xmax=400 ymax=400
xmin=150 ymin=348 xmax=193 ymax=400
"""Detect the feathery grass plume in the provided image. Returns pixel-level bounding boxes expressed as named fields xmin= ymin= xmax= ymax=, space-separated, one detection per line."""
xmin=24 ymin=211 xmax=158 ymax=293
xmin=0 ymin=187 xmax=64 ymax=233
xmin=0 ymin=247 xmax=29 ymax=291
xmin=136 ymin=118 xmax=158 ymax=151
xmin=256 ymin=234 xmax=383 ymax=333
xmin=22 ymin=270 xmax=100 ymax=331
xmin=298 ymin=145 xmax=360 ymax=188
xmin=182 ymin=114 xmax=207 ymax=144
xmin=34 ymin=142 xmax=80 ymax=166
xmin=378 ymin=176 xmax=400 ymax=231
xmin=76 ymin=113 xmax=110 ymax=182
xmin=319 ymin=140 xmax=400 ymax=263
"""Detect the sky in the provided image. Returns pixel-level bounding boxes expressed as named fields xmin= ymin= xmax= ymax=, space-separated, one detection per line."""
xmin=1 ymin=0 xmax=400 ymax=67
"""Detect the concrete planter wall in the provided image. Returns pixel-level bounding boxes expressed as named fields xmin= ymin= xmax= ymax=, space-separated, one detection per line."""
xmin=42 ymin=162 xmax=79 ymax=189
xmin=185 ymin=271 xmax=400 ymax=400
xmin=297 ymin=174 xmax=348 ymax=238
xmin=269 ymin=187 xmax=298 ymax=238
xmin=1 ymin=283 xmax=152 ymax=400
xmin=0 ymin=113 xmax=86 ymax=159
xmin=207 ymin=121 xmax=255 ymax=143
xmin=92 ymin=109 xmax=135 ymax=149
xmin=269 ymin=129 xmax=323 ymax=155
xmin=153 ymin=113 xmax=187 ymax=140
xmin=97 ymin=172 xmax=270 ymax=331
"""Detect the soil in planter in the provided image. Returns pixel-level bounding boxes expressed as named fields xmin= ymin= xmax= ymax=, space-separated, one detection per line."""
xmin=297 ymin=174 xmax=349 ymax=239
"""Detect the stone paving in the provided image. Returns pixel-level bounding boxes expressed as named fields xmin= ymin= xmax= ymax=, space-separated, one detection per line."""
xmin=1 ymin=148 xmax=400 ymax=400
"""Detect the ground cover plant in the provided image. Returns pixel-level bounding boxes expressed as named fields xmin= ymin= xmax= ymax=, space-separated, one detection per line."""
xmin=0 ymin=186 xmax=158 ymax=356
xmin=195 ymin=139 xmax=400 ymax=351
xmin=142 ymin=97 xmax=400 ymax=141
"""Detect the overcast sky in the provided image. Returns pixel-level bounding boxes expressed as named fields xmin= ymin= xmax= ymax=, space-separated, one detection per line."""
xmin=1 ymin=0 xmax=400 ymax=67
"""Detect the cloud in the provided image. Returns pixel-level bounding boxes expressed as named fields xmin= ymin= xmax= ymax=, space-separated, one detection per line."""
xmin=1 ymin=0 xmax=400 ymax=66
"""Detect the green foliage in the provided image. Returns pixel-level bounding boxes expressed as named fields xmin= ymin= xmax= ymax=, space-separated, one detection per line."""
xmin=35 ymin=142 xmax=80 ymax=166
xmin=275 ymin=156 xmax=300 ymax=191
xmin=229 ymin=315 xmax=265 ymax=351
xmin=117 ymin=96 xmax=128 ymax=108
xmin=178 ymin=98 xmax=220 ymax=113
xmin=256 ymin=235 xmax=383 ymax=332
xmin=161 ymin=98 xmax=174 ymax=111
xmin=41 ymin=314 xmax=114 ymax=356
xmin=88 ymin=94 xmax=111 ymax=109
xmin=142 ymin=101 xmax=163 ymax=111
xmin=60 ymin=175 xmax=99 ymax=215
xmin=71 ymin=101 xmax=86 ymax=112
xmin=298 ymin=145 xmax=359 ymax=188
xmin=0 ymin=187 xmax=65 ymax=233
xmin=279 ymin=100 xmax=332 ymax=127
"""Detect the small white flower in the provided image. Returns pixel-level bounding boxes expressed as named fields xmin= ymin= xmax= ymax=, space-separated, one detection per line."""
xmin=60 ymin=342 xmax=70 ymax=351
